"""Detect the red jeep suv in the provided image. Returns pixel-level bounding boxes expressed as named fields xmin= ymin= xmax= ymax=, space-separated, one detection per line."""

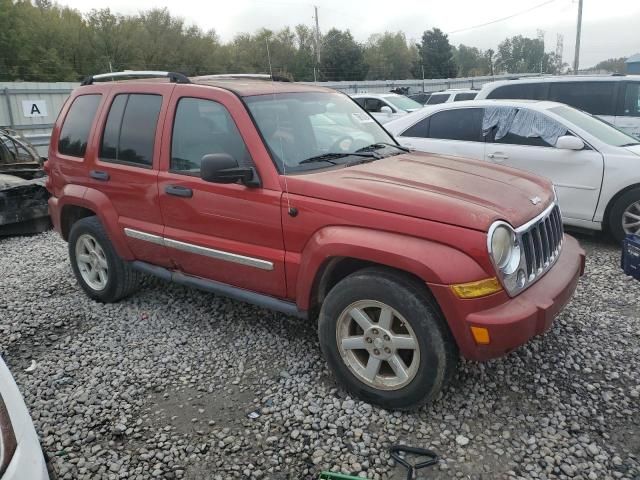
xmin=46 ymin=72 xmax=585 ymax=409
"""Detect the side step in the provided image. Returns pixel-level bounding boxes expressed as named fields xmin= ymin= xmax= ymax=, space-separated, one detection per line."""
xmin=131 ymin=261 xmax=307 ymax=319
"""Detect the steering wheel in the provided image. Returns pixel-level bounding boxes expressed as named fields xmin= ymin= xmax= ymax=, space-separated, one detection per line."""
xmin=330 ymin=135 xmax=354 ymax=152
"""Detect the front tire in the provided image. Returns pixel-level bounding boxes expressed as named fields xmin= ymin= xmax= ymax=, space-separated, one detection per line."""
xmin=608 ymin=188 xmax=640 ymax=243
xmin=318 ymin=267 xmax=457 ymax=410
xmin=68 ymin=216 xmax=140 ymax=302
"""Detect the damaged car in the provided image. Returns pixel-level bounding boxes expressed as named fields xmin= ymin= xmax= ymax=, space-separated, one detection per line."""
xmin=0 ymin=129 xmax=51 ymax=236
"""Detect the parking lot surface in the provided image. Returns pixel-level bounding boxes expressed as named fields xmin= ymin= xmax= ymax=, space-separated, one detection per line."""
xmin=0 ymin=231 xmax=638 ymax=480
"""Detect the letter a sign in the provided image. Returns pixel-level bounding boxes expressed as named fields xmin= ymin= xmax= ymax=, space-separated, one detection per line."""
xmin=22 ymin=100 xmax=48 ymax=118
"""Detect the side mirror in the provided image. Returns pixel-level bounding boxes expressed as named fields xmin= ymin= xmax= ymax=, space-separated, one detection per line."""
xmin=200 ymin=153 xmax=257 ymax=186
xmin=555 ymin=135 xmax=585 ymax=150
xmin=380 ymin=105 xmax=393 ymax=115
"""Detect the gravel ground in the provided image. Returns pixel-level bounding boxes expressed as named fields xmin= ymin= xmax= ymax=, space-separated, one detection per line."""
xmin=0 ymin=230 xmax=638 ymax=480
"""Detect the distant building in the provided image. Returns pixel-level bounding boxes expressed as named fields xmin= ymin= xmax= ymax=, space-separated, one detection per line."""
xmin=626 ymin=54 xmax=640 ymax=74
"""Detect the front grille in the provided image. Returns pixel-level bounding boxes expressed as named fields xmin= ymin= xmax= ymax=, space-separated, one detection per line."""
xmin=518 ymin=204 xmax=563 ymax=282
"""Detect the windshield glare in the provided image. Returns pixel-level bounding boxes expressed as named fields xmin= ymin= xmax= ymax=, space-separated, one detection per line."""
xmin=383 ymin=95 xmax=423 ymax=111
xmin=549 ymin=105 xmax=640 ymax=147
xmin=245 ymin=92 xmax=396 ymax=172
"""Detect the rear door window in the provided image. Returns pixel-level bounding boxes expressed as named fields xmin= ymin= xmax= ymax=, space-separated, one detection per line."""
xmin=549 ymin=81 xmax=616 ymax=116
xmin=426 ymin=94 xmax=449 ymax=105
xmin=401 ymin=117 xmax=430 ymax=138
xmin=486 ymin=83 xmax=547 ymax=100
xmin=619 ymin=82 xmax=640 ymax=117
xmin=453 ymin=92 xmax=477 ymax=101
xmin=427 ymin=108 xmax=484 ymax=142
xmin=100 ymin=94 xmax=162 ymax=167
xmin=58 ymin=94 xmax=102 ymax=157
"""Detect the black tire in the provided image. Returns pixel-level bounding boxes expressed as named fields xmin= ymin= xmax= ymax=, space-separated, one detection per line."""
xmin=318 ymin=267 xmax=458 ymax=410
xmin=68 ymin=216 xmax=140 ymax=302
xmin=608 ymin=188 xmax=640 ymax=244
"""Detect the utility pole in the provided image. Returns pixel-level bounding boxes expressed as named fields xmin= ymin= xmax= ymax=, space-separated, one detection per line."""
xmin=314 ymin=6 xmax=321 ymax=65
xmin=573 ymin=0 xmax=583 ymax=74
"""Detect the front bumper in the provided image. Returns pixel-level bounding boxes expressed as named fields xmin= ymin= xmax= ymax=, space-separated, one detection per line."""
xmin=430 ymin=234 xmax=585 ymax=361
xmin=0 ymin=358 xmax=48 ymax=480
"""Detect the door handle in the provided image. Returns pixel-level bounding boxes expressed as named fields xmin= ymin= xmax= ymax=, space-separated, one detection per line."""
xmin=165 ymin=185 xmax=193 ymax=198
xmin=89 ymin=170 xmax=109 ymax=181
xmin=487 ymin=153 xmax=509 ymax=160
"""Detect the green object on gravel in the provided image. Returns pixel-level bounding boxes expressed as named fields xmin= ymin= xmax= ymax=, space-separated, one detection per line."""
xmin=318 ymin=472 xmax=363 ymax=480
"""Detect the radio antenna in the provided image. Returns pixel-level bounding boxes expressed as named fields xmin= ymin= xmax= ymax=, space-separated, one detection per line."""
xmin=265 ymin=38 xmax=294 ymax=216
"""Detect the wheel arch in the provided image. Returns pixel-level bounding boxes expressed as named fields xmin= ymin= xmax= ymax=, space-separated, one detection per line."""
xmin=602 ymin=182 xmax=640 ymax=233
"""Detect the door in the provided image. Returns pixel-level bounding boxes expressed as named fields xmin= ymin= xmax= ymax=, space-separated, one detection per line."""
xmin=484 ymin=109 xmax=604 ymax=222
xmin=157 ymin=89 xmax=286 ymax=298
xmin=88 ymin=85 xmax=173 ymax=267
xmin=397 ymin=107 xmax=486 ymax=161
xmin=614 ymin=81 xmax=640 ymax=138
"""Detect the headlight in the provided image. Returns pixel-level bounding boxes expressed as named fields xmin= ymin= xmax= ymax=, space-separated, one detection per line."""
xmin=489 ymin=224 xmax=520 ymax=274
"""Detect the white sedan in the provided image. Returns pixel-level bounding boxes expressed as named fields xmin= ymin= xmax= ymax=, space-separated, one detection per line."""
xmin=351 ymin=93 xmax=423 ymax=124
xmin=0 ymin=356 xmax=49 ymax=480
xmin=385 ymin=99 xmax=640 ymax=242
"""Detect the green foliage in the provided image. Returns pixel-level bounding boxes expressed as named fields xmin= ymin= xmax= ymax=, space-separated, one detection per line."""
xmin=319 ymin=29 xmax=368 ymax=81
xmin=453 ymin=44 xmax=491 ymax=77
xmin=592 ymin=57 xmax=627 ymax=74
xmin=495 ymin=35 xmax=564 ymax=75
xmin=414 ymin=28 xmax=457 ymax=79
xmin=364 ymin=32 xmax=414 ymax=80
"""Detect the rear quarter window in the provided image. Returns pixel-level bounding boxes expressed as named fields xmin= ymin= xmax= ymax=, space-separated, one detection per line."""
xmin=58 ymin=94 xmax=102 ymax=157
xmin=426 ymin=94 xmax=449 ymax=105
xmin=453 ymin=92 xmax=477 ymax=101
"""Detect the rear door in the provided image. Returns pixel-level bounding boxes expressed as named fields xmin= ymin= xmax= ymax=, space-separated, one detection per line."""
xmin=484 ymin=108 xmax=603 ymax=221
xmin=397 ymin=107 xmax=486 ymax=161
xmin=157 ymin=85 xmax=286 ymax=298
xmin=614 ymin=81 xmax=640 ymax=138
xmin=89 ymin=84 xmax=173 ymax=266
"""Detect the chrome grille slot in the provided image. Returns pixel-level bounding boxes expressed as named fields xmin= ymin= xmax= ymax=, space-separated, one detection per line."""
xmin=518 ymin=204 xmax=563 ymax=285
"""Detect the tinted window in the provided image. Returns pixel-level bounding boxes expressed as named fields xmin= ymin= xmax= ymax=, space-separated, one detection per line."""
xmin=454 ymin=92 xmax=477 ymax=101
xmin=364 ymin=98 xmax=385 ymax=112
xmin=354 ymin=97 xmax=366 ymax=108
xmin=426 ymin=94 xmax=448 ymax=105
xmin=486 ymin=83 xmax=546 ymax=100
xmin=402 ymin=117 xmax=430 ymax=138
xmin=58 ymin=94 xmax=101 ymax=157
xmin=171 ymin=98 xmax=252 ymax=174
xmin=493 ymin=131 xmax=552 ymax=147
xmin=428 ymin=108 xmax=483 ymax=142
xmin=100 ymin=94 xmax=162 ymax=167
xmin=620 ymin=82 xmax=640 ymax=117
xmin=549 ymin=81 xmax=616 ymax=116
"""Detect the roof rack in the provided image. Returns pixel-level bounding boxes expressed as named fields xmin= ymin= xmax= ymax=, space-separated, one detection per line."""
xmin=193 ymin=73 xmax=292 ymax=83
xmin=81 ymin=71 xmax=191 ymax=86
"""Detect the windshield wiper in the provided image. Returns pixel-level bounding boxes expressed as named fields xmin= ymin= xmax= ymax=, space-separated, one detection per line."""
xmin=299 ymin=151 xmax=379 ymax=165
xmin=356 ymin=142 xmax=410 ymax=153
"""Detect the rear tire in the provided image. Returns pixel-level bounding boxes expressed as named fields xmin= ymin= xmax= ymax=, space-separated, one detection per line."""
xmin=68 ymin=216 xmax=140 ymax=302
xmin=608 ymin=188 xmax=640 ymax=243
xmin=318 ymin=267 xmax=457 ymax=410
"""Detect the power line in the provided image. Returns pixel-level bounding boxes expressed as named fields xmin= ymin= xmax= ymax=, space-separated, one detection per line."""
xmin=447 ymin=0 xmax=558 ymax=35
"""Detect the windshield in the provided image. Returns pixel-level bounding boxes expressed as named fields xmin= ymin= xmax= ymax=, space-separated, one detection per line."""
xmin=245 ymin=91 xmax=397 ymax=173
xmin=549 ymin=105 xmax=640 ymax=146
xmin=383 ymin=95 xmax=423 ymax=111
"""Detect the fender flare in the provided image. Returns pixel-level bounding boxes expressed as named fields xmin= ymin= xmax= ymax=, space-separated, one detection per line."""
xmin=295 ymin=226 xmax=489 ymax=311
xmin=58 ymin=186 xmax=134 ymax=260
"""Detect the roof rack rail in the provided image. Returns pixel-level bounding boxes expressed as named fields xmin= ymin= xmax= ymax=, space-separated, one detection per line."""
xmin=81 ymin=71 xmax=191 ymax=86
xmin=193 ymin=73 xmax=292 ymax=82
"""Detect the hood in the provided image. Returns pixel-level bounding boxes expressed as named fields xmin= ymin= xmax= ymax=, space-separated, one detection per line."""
xmin=624 ymin=144 xmax=640 ymax=157
xmin=285 ymin=152 xmax=554 ymax=231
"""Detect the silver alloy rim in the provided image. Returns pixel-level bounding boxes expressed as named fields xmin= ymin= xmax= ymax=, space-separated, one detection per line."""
xmin=336 ymin=300 xmax=420 ymax=391
xmin=75 ymin=233 xmax=109 ymax=291
xmin=622 ymin=200 xmax=640 ymax=235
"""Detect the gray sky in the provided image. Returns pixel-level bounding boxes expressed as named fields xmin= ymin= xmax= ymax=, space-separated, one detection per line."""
xmin=58 ymin=0 xmax=640 ymax=68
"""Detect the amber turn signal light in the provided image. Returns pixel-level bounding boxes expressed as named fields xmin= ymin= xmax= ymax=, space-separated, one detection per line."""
xmin=470 ymin=326 xmax=490 ymax=345
xmin=450 ymin=277 xmax=502 ymax=299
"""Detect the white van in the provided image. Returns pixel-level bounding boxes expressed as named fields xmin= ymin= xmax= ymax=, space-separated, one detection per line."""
xmin=475 ymin=76 xmax=640 ymax=138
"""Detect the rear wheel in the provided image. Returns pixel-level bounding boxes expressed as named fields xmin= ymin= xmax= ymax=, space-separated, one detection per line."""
xmin=68 ymin=216 xmax=140 ymax=302
xmin=318 ymin=267 xmax=457 ymax=410
xmin=608 ymin=188 xmax=640 ymax=243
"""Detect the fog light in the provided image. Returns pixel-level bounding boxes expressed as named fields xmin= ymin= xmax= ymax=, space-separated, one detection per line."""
xmin=451 ymin=277 xmax=502 ymax=299
xmin=470 ymin=326 xmax=490 ymax=345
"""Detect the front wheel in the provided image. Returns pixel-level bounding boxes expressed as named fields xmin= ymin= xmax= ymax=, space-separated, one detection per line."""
xmin=318 ymin=268 xmax=457 ymax=410
xmin=608 ymin=188 xmax=640 ymax=243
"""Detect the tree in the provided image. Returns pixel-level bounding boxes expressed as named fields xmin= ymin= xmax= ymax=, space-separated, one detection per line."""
xmin=319 ymin=29 xmax=368 ymax=81
xmin=453 ymin=44 xmax=490 ymax=77
xmin=494 ymin=35 xmax=563 ymax=74
xmin=414 ymin=28 xmax=457 ymax=79
xmin=364 ymin=32 xmax=414 ymax=80
xmin=592 ymin=57 xmax=627 ymax=74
